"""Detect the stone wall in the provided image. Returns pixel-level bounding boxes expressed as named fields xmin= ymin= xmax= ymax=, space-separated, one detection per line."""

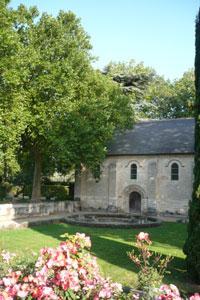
xmin=75 ymin=154 xmax=193 ymax=214
xmin=0 ymin=201 xmax=80 ymax=221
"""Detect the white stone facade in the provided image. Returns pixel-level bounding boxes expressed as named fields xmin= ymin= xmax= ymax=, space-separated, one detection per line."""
xmin=74 ymin=154 xmax=194 ymax=215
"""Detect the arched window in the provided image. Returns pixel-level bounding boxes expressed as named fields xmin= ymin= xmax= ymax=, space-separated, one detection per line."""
xmin=131 ymin=164 xmax=137 ymax=179
xmin=171 ymin=163 xmax=179 ymax=180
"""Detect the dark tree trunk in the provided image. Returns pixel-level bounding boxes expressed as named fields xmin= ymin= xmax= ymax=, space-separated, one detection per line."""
xmin=2 ymin=144 xmax=8 ymax=182
xmin=3 ymin=157 xmax=8 ymax=182
xmin=31 ymin=149 xmax=42 ymax=202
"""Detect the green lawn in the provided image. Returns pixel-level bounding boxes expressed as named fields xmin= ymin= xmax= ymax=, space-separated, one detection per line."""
xmin=0 ymin=222 xmax=199 ymax=293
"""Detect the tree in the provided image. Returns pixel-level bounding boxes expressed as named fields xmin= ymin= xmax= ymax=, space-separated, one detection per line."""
xmin=104 ymin=61 xmax=156 ymax=118
xmin=104 ymin=60 xmax=155 ymax=95
xmin=173 ymin=69 xmax=195 ymax=117
xmin=104 ymin=60 xmax=195 ymax=119
xmin=12 ymin=6 xmax=133 ymax=201
xmin=144 ymin=70 xmax=194 ymax=119
xmin=142 ymin=76 xmax=174 ymax=119
xmin=0 ymin=1 xmax=31 ymax=183
xmin=183 ymin=10 xmax=200 ymax=283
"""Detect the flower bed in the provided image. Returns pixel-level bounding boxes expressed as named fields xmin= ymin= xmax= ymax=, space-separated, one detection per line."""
xmin=0 ymin=232 xmax=199 ymax=299
xmin=0 ymin=233 xmax=122 ymax=299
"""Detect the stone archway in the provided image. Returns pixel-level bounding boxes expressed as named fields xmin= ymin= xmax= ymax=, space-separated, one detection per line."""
xmin=129 ymin=191 xmax=141 ymax=213
xmin=123 ymin=184 xmax=147 ymax=213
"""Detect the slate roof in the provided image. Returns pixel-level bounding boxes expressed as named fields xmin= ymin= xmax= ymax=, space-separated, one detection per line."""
xmin=107 ymin=118 xmax=195 ymax=156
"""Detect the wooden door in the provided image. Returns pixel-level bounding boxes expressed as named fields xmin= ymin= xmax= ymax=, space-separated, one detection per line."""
xmin=129 ymin=191 xmax=141 ymax=213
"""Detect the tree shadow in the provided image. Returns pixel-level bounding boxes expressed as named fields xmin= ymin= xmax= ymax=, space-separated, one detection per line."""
xmin=29 ymin=222 xmax=136 ymax=272
xmin=29 ymin=222 xmax=191 ymax=289
xmin=96 ymin=222 xmax=187 ymax=250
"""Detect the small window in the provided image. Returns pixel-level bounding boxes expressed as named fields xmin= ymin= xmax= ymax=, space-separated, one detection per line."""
xmin=131 ymin=164 xmax=137 ymax=179
xmin=171 ymin=163 xmax=179 ymax=181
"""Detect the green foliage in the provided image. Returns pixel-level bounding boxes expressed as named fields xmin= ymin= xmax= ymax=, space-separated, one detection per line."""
xmin=104 ymin=60 xmax=156 ymax=118
xmin=0 ymin=1 xmax=29 ymax=180
xmin=0 ymin=3 xmax=134 ymax=200
xmin=138 ymin=267 xmax=162 ymax=291
xmin=144 ymin=70 xmax=194 ymax=119
xmin=104 ymin=60 xmax=155 ymax=95
xmin=1 ymin=222 xmax=195 ymax=293
xmin=104 ymin=60 xmax=195 ymax=119
xmin=0 ymin=181 xmax=12 ymax=199
xmin=23 ymin=184 xmax=70 ymax=201
xmin=0 ymin=248 xmax=37 ymax=279
xmin=128 ymin=233 xmax=173 ymax=292
xmin=173 ymin=69 xmax=195 ymax=117
xmin=5 ymin=5 xmax=133 ymax=200
xmin=183 ymin=9 xmax=200 ymax=283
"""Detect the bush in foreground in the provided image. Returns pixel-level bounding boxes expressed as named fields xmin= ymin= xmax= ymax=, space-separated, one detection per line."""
xmin=0 ymin=233 xmax=122 ymax=299
xmin=128 ymin=232 xmax=173 ymax=297
xmin=0 ymin=232 xmax=199 ymax=299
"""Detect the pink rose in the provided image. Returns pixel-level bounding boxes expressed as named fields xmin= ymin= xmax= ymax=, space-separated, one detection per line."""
xmin=190 ymin=294 xmax=200 ymax=300
xmin=17 ymin=290 xmax=29 ymax=298
xmin=157 ymin=284 xmax=182 ymax=300
xmin=137 ymin=232 xmax=151 ymax=243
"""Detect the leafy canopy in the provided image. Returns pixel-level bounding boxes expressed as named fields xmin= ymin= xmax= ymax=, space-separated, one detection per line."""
xmin=104 ymin=60 xmax=194 ymax=119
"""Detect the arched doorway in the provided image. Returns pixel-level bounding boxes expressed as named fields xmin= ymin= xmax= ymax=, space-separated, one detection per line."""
xmin=129 ymin=191 xmax=141 ymax=213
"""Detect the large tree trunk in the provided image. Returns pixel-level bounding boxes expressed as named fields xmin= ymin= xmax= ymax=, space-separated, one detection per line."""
xmin=31 ymin=149 xmax=42 ymax=202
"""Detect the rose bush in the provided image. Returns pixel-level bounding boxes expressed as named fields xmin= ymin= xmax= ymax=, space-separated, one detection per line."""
xmin=0 ymin=232 xmax=199 ymax=299
xmin=128 ymin=232 xmax=173 ymax=292
xmin=156 ymin=284 xmax=182 ymax=300
xmin=0 ymin=233 xmax=123 ymax=299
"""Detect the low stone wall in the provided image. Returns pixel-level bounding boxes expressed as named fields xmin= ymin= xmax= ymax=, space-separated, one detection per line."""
xmin=0 ymin=201 xmax=80 ymax=221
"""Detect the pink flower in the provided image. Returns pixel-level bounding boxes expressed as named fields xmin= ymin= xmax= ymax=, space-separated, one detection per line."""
xmin=0 ymin=293 xmax=13 ymax=300
xmin=17 ymin=290 xmax=29 ymax=298
xmin=190 ymin=294 xmax=200 ymax=300
xmin=169 ymin=284 xmax=180 ymax=296
xmin=41 ymin=287 xmax=58 ymax=299
xmin=157 ymin=284 xmax=182 ymax=300
xmin=75 ymin=232 xmax=91 ymax=248
xmin=111 ymin=282 xmax=123 ymax=293
xmin=99 ymin=288 xmax=112 ymax=298
xmin=1 ymin=251 xmax=16 ymax=264
xmin=0 ymin=233 xmax=124 ymax=299
xmin=136 ymin=232 xmax=151 ymax=243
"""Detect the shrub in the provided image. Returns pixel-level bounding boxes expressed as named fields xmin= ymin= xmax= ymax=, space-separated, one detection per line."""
xmin=128 ymin=232 xmax=173 ymax=298
xmin=41 ymin=185 xmax=69 ymax=201
xmin=0 ymin=233 xmax=123 ymax=299
xmin=0 ymin=250 xmax=37 ymax=279
xmin=0 ymin=182 xmax=12 ymax=200
xmin=0 ymin=232 xmax=199 ymax=299
xmin=22 ymin=184 xmax=70 ymax=201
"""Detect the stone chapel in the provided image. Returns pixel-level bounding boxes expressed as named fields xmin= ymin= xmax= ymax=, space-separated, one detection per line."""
xmin=74 ymin=118 xmax=195 ymax=215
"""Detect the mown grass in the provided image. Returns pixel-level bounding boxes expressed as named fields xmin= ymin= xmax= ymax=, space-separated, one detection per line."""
xmin=0 ymin=222 xmax=199 ymax=293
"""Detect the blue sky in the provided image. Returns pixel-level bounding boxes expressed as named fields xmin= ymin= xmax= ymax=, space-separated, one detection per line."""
xmin=10 ymin=0 xmax=200 ymax=80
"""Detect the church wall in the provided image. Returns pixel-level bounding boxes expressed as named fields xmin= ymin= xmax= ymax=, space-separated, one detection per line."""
xmin=74 ymin=154 xmax=194 ymax=214
xmin=156 ymin=155 xmax=193 ymax=214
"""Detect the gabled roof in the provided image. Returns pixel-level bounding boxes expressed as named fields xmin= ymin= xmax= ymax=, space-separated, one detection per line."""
xmin=107 ymin=118 xmax=195 ymax=156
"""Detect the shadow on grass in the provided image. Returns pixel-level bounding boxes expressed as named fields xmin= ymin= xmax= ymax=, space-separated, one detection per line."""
xmin=30 ymin=222 xmax=136 ymax=272
xmin=29 ymin=222 xmax=188 ymax=286
xmin=29 ymin=221 xmax=187 ymax=252
xmin=89 ymin=222 xmax=187 ymax=250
